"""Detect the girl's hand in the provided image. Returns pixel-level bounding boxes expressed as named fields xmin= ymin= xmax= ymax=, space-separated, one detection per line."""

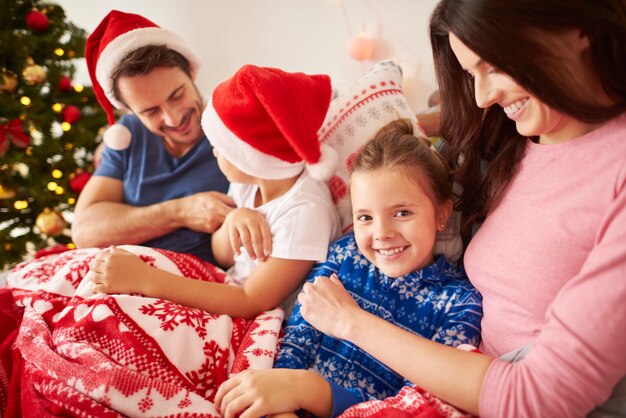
xmin=90 ymin=246 xmax=150 ymax=295
xmin=215 ymin=369 xmax=303 ymax=418
xmin=225 ymin=208 xmax=272 ymax=261
xmin=299 ymin=274 xmax=362 ymax=340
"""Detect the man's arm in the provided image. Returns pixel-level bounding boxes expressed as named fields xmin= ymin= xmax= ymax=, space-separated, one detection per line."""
xmin=72 ymin=176 xmax=234 ymax=248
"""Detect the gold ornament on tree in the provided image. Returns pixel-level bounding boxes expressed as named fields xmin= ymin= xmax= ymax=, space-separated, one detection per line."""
xmin=36 ymin=208 xmax=67 ymax=237
xmin=22 ymin=58 xmax=46 ymax=85
xmin=0 ymin=68 xmax=18 ymax=93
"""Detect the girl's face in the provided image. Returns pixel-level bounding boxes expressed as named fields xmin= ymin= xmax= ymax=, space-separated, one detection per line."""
xmin=449 ymin=32 xmax=593 ymax=144
xmin=350 ymin=168 xmax=449 ymax=278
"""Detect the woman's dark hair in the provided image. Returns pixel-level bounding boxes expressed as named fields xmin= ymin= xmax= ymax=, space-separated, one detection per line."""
xmin=351 ymin=119 xmax=453 ymax=205
xmin=110 ymin=44 xmax=192 ymax=105
xmin=429 ymin=0 xmax=626 ymax=234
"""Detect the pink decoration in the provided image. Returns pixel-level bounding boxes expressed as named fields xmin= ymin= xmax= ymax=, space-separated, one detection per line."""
xmin=347 ymin=34 xmax=376 ymax=61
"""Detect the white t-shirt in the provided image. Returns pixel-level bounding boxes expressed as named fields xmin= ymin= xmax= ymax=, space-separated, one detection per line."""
xmin=227 ymin=171 xmax=341 ymax=286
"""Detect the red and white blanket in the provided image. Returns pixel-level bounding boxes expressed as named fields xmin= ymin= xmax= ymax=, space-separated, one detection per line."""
xmin=0 ymin=246 xmax=283 ymax=417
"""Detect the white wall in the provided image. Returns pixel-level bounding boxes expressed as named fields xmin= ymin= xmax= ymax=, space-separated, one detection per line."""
xmin=57 ymin=0 xmax=439 ymax=112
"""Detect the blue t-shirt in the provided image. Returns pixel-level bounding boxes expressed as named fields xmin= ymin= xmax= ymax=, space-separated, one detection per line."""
xmin=94 ymin=114 xmax=229 ymax=263
xmin=275 ymin=232 xmax=483 ymax=417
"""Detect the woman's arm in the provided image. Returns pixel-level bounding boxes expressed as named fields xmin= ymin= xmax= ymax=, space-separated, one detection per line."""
xmin=299 ymin=275 xmax=492 ymax=415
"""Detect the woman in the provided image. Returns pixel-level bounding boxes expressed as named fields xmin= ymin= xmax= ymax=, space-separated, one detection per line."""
xmin=298 ymin=0 xmax=626 ymax=416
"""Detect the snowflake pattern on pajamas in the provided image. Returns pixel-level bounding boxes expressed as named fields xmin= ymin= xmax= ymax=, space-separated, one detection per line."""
xmin=275 ymin=233 xmax=482 ymax=404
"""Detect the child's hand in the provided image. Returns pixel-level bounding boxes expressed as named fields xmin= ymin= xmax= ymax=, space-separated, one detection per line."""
xmin=215 ymin=369 xmax=302 ymax=418
xmin=225 ymin=208 xmax=272 ymax=261
xmin=90 ymin=246 xmax=150 ymax=295
xmin=299 ymin=273 xmax=362 ymax=340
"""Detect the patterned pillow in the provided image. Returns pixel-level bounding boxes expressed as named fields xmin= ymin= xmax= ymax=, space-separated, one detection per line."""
xmin=319 ymin=60 xmax=463 ymax=261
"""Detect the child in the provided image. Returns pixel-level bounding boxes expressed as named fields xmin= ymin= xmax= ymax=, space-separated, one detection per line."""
xmin=214 ymin=119 xmax=483 ymax=417
xmin=89 ymin=64 xmax=341 ymax=319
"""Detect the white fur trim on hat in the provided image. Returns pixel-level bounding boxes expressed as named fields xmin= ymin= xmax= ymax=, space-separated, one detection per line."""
xmin=202 ymin=103 xmax=305 ymax=180
xmin=306 ymin=143 xmax=338 ymax=181
xmin=96 ymin=27 xmax=201 ymax=110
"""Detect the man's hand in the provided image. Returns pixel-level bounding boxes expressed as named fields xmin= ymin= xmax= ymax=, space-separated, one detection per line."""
xmin=224 ymin=207 xmax=272 ymax=261
xmin=90 ymin=246 xmax=152 ymax=295
xmin=172 ymin=191 xmax=235 ymax=233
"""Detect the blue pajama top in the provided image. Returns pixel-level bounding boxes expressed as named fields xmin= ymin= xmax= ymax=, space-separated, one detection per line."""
xmin=274 ymin=232 xmax=483 ymax=417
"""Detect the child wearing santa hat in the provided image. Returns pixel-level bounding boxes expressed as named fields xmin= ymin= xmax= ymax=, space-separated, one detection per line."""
xmin=90 ymin=64 xmax=341 ymax=319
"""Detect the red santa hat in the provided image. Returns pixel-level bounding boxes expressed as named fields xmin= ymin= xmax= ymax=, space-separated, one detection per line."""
xmin=85 ymin=10 xmax=201 ymax=125
xmin=202 ymin=65 xmax=338 ymax=181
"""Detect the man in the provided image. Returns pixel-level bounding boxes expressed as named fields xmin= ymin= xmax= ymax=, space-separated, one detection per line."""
xmin=72 ymin=10 xmax=232 ymax=265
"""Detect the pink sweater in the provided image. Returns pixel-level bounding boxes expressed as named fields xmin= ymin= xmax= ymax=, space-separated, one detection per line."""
xmin=465 ymin=113 xmax=626 ymax=417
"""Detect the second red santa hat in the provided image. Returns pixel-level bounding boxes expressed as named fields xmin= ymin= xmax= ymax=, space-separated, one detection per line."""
xmin=202 ymin=65 xmax=337 ymax=181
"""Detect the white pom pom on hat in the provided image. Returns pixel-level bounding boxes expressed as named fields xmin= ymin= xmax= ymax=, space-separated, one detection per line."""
xmin=102 ymin=124 xmax=132 ymax=150
xmin=202 ymin=64 xmax=337 ymax=181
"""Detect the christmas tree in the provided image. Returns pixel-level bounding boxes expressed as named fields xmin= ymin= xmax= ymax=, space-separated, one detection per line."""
xmin=0 ymin=0 xmax=107 ymax=269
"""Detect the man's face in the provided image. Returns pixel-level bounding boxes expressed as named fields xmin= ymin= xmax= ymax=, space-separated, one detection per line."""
xmin=117 ymin=66 xmax=204 ymax=156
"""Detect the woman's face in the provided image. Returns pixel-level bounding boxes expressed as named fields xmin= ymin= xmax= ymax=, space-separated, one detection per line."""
xmin=448 ymin=32 xmax=593 ymax=144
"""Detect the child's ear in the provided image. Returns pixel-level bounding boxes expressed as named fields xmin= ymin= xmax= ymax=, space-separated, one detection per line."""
xmin=436 ymin=199 xmax=453 ymax=232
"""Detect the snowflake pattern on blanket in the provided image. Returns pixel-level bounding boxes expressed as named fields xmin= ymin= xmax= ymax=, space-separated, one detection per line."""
xmin=0 ymin=245 xmax=283 ymax=417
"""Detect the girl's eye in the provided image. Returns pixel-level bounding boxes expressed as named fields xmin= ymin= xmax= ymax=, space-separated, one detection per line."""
xmin=394 ymin=210 xmax=411 ymax=218
xmin=356 ymin=214 xmax=372 ymax=222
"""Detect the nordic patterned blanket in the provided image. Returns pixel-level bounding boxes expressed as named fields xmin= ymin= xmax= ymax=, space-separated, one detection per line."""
xmin=0 ymin=246 xmax=283 ymax=417
xmin=0 ymin=245 xmax=474 ymax=417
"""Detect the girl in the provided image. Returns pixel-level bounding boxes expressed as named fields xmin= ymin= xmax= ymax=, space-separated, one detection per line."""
xmin=297 ymin=1 xmax=626 ymax=417
xmin=214 ymin=119 xmax=483 ymax=418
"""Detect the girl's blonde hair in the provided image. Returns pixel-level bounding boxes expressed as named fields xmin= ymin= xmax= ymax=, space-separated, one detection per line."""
xmin=351 ymin=119 xmax=452 ymax=205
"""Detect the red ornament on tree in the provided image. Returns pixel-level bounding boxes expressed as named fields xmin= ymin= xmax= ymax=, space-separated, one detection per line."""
xmin=26 ymin=9 xmax=50 ymax=32
xmin=62 ymin=105 xmax=81 ymax=124
xmin=58 ymin=75 xmax=72 ymax=92
xmin=69 ymin=170 xmax=91 ymax=194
